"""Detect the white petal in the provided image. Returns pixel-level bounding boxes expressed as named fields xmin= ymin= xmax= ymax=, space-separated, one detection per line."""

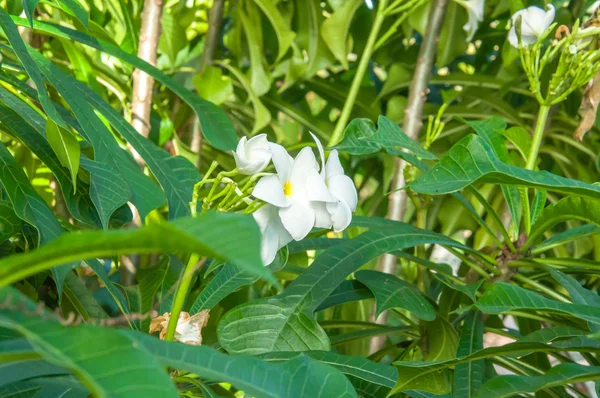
xmin=306 ymin=173 xmax=334 ymax=202
xmin=269 ymin=143 xmax=293 ymax=181
xmin=326 ymin=200 xmax=352 ymax=232
xmin=312 ymin=202 xmax=332 ymax=229
xmin=279 ymin=201 xmax=315 ymax=240
xmin=289 ymin=146 xmax=319 ymax=186
xmin=243 ymin=148 xmax=272 ymax=174
xmin=508 ymin=26 xmax=519 ymax=47
xmin=253 ymin=204 xmax=276 ymax=234
xmin=325 ymin=150 xmax=345 ymax=178
xmin=309 ymin=131 xmax=326 ymax=173
xmin=253 ymin=175 xmax=289 ymax=207
xmin=232 ymin=151 xmax=251 ymax=172
xmin=328 ymin=174 xmax=358 ymax=211
xmin=245 ymin=133 xmax=269 ymax=152
xmin=541 ymin=5 xmax=555 ymax=36
xmin=261 ymin=219 xmax=280 ymax=265
xmin=235 ymin=136 xmax=248 ymax=158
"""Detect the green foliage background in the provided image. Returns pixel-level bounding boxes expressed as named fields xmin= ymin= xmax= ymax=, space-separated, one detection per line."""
xmin=0 ymin=0 xmax=599 ymax=397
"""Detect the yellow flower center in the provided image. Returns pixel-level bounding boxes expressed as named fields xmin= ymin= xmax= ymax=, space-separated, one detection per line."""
xmin=283 ymin=181 xmax=293 ymax=196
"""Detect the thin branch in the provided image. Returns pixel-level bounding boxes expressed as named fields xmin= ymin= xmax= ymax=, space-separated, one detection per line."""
xmin=130 ymin=0 xmax=163 ymax=166
xmin=371 ymin=0 xmax=449 ymax=354
xmin=191 ymin=0 xmax=225 ymax=168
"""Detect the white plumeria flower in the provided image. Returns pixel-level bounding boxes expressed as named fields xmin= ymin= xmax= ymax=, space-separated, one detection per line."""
xmin=455 ymin=0 xmax=484 ymax=42
xmin=311 ymin=134 xmax=358 ymax=232
xmin=252 ymin=143 xmax=330 ymax=241
xmin=252 ymin=204 xmax=293 ymax=265
xmin=232 ymin=134 xmax=272 ymax=175
xmin=508 ymin=5 xmax=555 ymax=48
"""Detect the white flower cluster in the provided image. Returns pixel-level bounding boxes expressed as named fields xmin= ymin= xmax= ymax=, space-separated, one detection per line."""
xmin=508 ymin=5 xmax=555 ymax=48
xmin=233 ymin=134 xmax=357 ymax=265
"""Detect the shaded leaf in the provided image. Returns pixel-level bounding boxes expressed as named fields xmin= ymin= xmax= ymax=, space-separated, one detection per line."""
xmin=533 ymin=224 xmax=600 ymax=253
xmin=0 ymin=201 xmax=22 ymax=244
xmin=45 ymin=120 xmax=80 ymax=193
xmin=454 ymin=311 xmax=485 ymax=398
xmin=315 ymin=280 xmax=373 ymax=312
xmin=159 ymin=11 xmax=187 ymax=67
xmin=251 ymin=0 xmax=295 ymax=61
xmin=193 ymin=66 xmax=233 ymax=106
xmin=320 ymin=0 xmax=362 ymax=69
xmin=355 ymin=270 xmax=435 ymax=320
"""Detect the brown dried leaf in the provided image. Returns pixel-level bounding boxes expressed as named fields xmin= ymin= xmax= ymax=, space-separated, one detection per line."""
xmin=149 ymin=310 xmax=210 ymax=345
xmin=575 ymin=71 xmax=600 ymax=141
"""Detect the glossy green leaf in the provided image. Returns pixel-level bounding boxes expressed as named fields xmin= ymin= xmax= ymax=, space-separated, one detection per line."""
xmin=0 ymin=201 xmax=22 ymax=244
xmin=476 ymin=363 xmax=600 ymax=398
xmin=315 ymin=280 xmax=373 ymax=312
xmin=0 ymin=8 xmax=66 ymax=129
xmin=454 ymin=311 xmax=485 ymax=398
xmin=218 ymin=220 xmax=470 ymax=355
xmin=426 ymin=317 xmax=459 ymax=361
xmin=219 ymin=62 xmax=271 ymax=134
xmin=159 ymin=11 xmax=187 ymax=67
xmin=500 ymin=126 xmax=531 ymax=161
xmin=135 ymin=333 xmax=357 ymax=398
xmin=57 ymin=0 xmax=88 ymax=28
xmin=23 ymin=0 xmax=39 ymax=28
xmin=476 ymin=283 xmax=600 ymax=326
xmin=533 ymin=224 xmax=600 ymax=253
xmin=63 ymin=271 xmax=108 ymax=321
xmin=544 ymin=266 xmax=600 ymax=308
xmin=530 ymin=189 xmax=546 ymax=225
xmin=189 ymin=263 xmax=257 ymax=314
xmin=45 ymin=120 xmax=80 ymax=193
xmin=261 ymin=350 xmax=397 ymax=397
xmin=354 ymin=270 xmax=435 ymax=320
xmin=320 ymin=0 xmax=362 ymax=69
xmin=0 ymin=141 xmax=73 ymax=295
xmin=11 ymin=16 xmax=237 ymax=151
xmin=193 ymin=66 xmax=233 ymax=106
xmin=390 ymin=368 xmax=450 ymax=396
xmin=0 ymin=359 xmax=68 ymax=389
xmin=408 ymin=134 xmax=600 ymax=199
xmin=335 ymin=115 xmax=436 ymax=159
xmin=136 ymin=259 xmax=169 ymax=331
xmin=0 ymin=376 xmax=88 ymax=398
xmin=238 ymin=5 xmax=271 ymax=96
xmin=0 ymin=212 xmax=274 ymax=288
xmin=525 ymin=196 xmax=600 ymax=250
xmin=251 ymin=0 xmax=295 ymax=61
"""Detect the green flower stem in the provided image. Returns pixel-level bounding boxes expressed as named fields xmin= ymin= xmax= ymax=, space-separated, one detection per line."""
xmin=328 ymin=0 xmax=389 ymax=147
xmin=512 ymin=273 xmax=570 ymax=303
xmin=526 ymin=105 xmax=550 ymax=170
xmin=164 ymin=253 xmax=203 ymax=342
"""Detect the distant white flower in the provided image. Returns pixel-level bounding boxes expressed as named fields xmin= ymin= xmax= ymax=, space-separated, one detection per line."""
xmin=149 ymin=310 xmax=210 ymax=345
xmin=310 ymin=134 xmax=358 ymax=232
xmin=456 ymin=0 xmax=485 ymax=41
xmin=508 ymin=5 xmax=555 ymax=48
xmin=232 ymin=134 xmax=272 ymax=175
xmin=252 ymin=204 xmax=293 ymax=265
xmin=252 ymin=143 xmax=329 ymax=241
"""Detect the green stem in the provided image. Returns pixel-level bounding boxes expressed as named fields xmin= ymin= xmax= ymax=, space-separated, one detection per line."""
xmin=164 ymin=253 xmax=201 ymax=341
xmin=526 ymin=105 xmax=550 ymax=170
xmin=327 ymin=0 xmax=388 ymax=147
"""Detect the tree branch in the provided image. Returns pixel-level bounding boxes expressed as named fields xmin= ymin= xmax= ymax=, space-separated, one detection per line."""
xmin=371 ymin=0 xmax=449 ymax=353
xmin=191 ymin=0 xmax=225 ymax=168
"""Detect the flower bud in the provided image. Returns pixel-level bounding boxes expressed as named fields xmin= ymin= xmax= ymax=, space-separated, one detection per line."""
xmin=232 ymin=134 xmax=272 ymax=175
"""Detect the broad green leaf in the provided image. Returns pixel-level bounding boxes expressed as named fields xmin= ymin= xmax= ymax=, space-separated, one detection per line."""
xmin=63 ymin=271 xmax=108 ymax=321
xmin=390 ymin=368 xmax=451 ymax=396
xmin=544 ymin=267 xmax=600 ymax=308
xmin=159 ymin=11 xmax=187 ymax=67
xmin=437 ymin=1 xmax=467 ymax=67
xmin=57 ymin=0 xmax=88 ymax=28
xmin=525 ymin=196 xmax=600 ymax=250
xmin=218 ymin=220 xmax=470 ymax=355
xmin=134 ymin=334 xmax=357 ymax=398
xmin=219 ymin=62 xmax=271 ymax=134
xmin=28 ymin=48 xmax=200 ymax=220
xmin=238 ymin=5 xmax=271 ymax=96
xmin=476 ymin=363 xmax=600 ymax=398
xmin=432 ymin=273 xmax=483 ymax=303
xmin=11 ymin=16 xmax=237 ymax=151
xmin=533 ymin=224 xmax=600 ymax=253
xmin=500 ymin=126 xmax=531 ymax=161
xmin=426 ymin=317 xmax=459 ymax=361
xmin=335 ymin=116 xmax=436 ymax=159
xmin=354 ymin=270 xmax=435 ymax=321
xmin=193 ymin=66 xmax=233 ymax=106
xmin=0 ymin=289 xmax=178 ymax=397
xmin=454 ymin=311 xmax=485 ymax=398
xmin=261 ymin=350 xmax=397 ymax=397
xmin=315 ymin=280 xmax=373 ymax=312
xmin=0 ymin=376 xmax=88 ymax=398
xmin=295 ymin=0 xmax=334 ymax=78
xmin=59 ymin=40 xmax=102 ymax=94
xmin=476 ymin=283 xmax=600 ymax=327
xmin=0 ymin=359 xmax=68 ymax=388
xmin=189 ymin=263 xmax=257 ymax=314
xmin=23 ymin=0 xmax=39 ymax=28
xmin=45 ymin=120 xmax=80 ymax=193
xmin=251 ymin=0 xmax=295 ymax=61
xmin=136 ymin=259 xmax=169 ymax=332
xmin=28 ymin=49 xmax=163 ymax=227
xmin=530 ymin=189 xmax=546 ymax=225
xmin=519 ymin=326 xmax=589 ymax=343
xmin=0 ymin=212 xmax=275 ymax=288
xmin=408 ymin=134 xmax=600 ymax=199
xmin=0 ymin=200 xmax=22 ymax=244
xmin=0 ymin=93 xmax=98 ymax=226
xmin=320 ymin=0 xmax=362 ymax=69
xmin=0 ymin=141 xmax=72 ymax=295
